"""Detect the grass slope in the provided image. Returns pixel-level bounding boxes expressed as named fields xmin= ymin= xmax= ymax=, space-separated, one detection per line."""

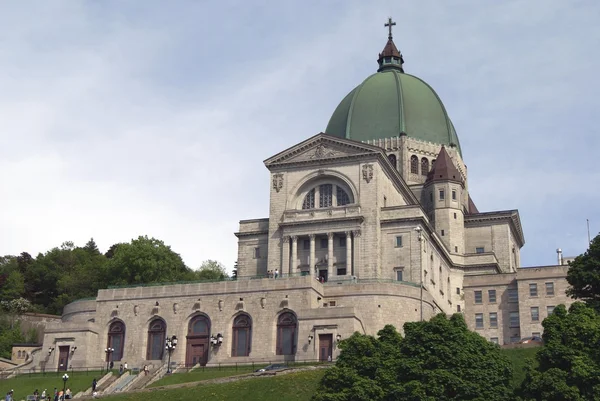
xmin=501 ymin=347 xmax=540 ymax=389
xmin=149 ymin=365 xmax=263 ymax=387
xmin=108 ymin=369 xmax=325 ymax=401
xmin=0 ymin=371 xmax=103 ymax=400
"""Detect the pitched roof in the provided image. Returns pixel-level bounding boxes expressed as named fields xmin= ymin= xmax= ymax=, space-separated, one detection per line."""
xmin=378 ymin=39 xmax=401 ymax=59
xmin=426 ymin=146 xmax=464 ymax=185
xmin=467 ymin=197 xmax=479 ymax=214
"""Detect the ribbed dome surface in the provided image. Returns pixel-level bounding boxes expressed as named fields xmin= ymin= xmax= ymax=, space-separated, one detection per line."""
xmin=326 ymin=69 xmax=462 ymax=155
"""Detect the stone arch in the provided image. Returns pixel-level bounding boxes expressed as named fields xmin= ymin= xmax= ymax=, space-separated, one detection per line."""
xmin=292 ymin=170 xmax=357 ymax=210
xmin=387 ymin=154 xmax=397 ymax=169
xmin=276 ymin=310 xmax=298 ymax=355
xmin=185 ymin=313 xmax=211 ymax=367
xmin=410 ymin=155 xmax=419 ymax=174
xmin=231 ymin=313 xmax=252 ymax=357
xmin=146 ymin=317 xmax=167 ymax=360
xmin=107 ymin=319 xmax=126 ymax=362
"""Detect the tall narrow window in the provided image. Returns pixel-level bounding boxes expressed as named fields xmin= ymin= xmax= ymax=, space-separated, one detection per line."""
xmin=509 ymin=312 xmax=520 ymax=327
xmin=474 ymin=290 xmax=482 ymax=304
xmin=146 ymin=319 xmax=166 ymax=360
xmin=107 ymin=321 xmax=125 ymax=361
xmin=302 ymin=189 xmax=315 ymax=209
xmin=475 ymin=313 xmax=484 ymax=328
xmin=319 ymin=184 xmax=333 ymax=208
xmin=410 ymin=155 xmax=419 ymax=174
xmin=545 ymin=282 xmax=555 ymax=296
xmin=547 ymin=305 xmax=555 ymax=315
xmin=388 ymin=154 xmax=397 ymax=169
xmin=276 ymin=312 xmax=297 ymax=355
xmin=439 ymin=190 xmax=445 ymax=200
xmin=531 ymin=307 xmax=539 ymax=322
xmin=232 ymin=314 xmax=252 ymax=357
xmin=421 ymin=158 xmax=429 ymax=175
xmin=489 ymin=312 xmax=498 ymax=328
xmin=529 ymin=283 xmax=538 ymax=297
xmin=336 ymin=186 xmax=350 ymax=206
xmin=395 ymin=236 xmax=402 ymax=247
xmin=452 ymin=190 xmax=457 ymax=200
xmin=488 ymin=289 xmax=497 ymax=303
xmin=508 ymin=288 xmax=518 ymax=303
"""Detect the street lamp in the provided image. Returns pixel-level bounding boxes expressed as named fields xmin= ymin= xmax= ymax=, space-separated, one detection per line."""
xmin=104 ymin=347 xmax=114 ymax=373
xmin=165 ymin=335 xmax=177 ymax=374
xmin=62 ymin=373 xmax=69 ymax=399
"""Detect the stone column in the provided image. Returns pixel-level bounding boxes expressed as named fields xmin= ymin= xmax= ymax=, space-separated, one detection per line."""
xmin=291 ymin=236 xmax=297 ymax=276
xmin=345 ymin=231 xmax=352 ymax=276
xmin=309 ymin=234 xmax=316 ymax=274
xmin=352 ymin=230 xmax=361 ymax=277
xmin=282 ymin=236 xmax=290 ymax=277
xmin=328 ymin=232 xmax=334 ymax=278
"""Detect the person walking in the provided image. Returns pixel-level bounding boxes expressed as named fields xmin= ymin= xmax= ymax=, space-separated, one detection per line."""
xmin=91 ymin=378 xmax=97 ymax=393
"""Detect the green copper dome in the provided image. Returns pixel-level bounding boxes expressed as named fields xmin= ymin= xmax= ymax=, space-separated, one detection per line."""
xmin=325 ymin=65 xmax=462 ymax=156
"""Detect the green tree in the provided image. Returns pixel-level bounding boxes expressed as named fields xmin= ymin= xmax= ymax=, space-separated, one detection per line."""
xmin=566 ymin=234 xmax=600 ymax=311
xmin=83 ymin=238 xmax=100 ymax=255
xmin=0 ymin=318 xmax=25 ymax=359
xmin=517 ymin=302 xmax=600 ymax=401
xmin=104 ymin=236 xmax=194 ymax=286
xmin=313 ymin=314 xmax=513 ymax=401
xmin=195 ymin=260 xmax=228 ymax=280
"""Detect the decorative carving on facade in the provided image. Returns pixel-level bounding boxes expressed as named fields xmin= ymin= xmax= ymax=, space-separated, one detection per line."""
xmin=272 ymin=173 xmax=284 ymax=193
xmin=173 ymin=303 xmax=179 ymax=314
xmin=218 ymin=299 xmax=224 ymax=311
xmin=260 ymin=297 xmax=266 ymax=309
xmin=282 ymin=235 xmax=290 ymax=243
xmin=352 ymin=229 xmax=362 ymax=237
xmin=362 ymin=164 xmax=374 ymax=183
xmin=311 ymin=144 xmax=336 ymax=159
xmin=133 ymin=305 xmax=139 ymax=316
xmin=192 ymin=300 xmax=201 ymax=310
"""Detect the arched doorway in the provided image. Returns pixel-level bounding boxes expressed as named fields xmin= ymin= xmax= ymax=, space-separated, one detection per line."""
xmin=107 ymin=320 xmax=125 ymax=362
xmin=231 ymin=314 xmax=252 ymax=357
xmin=146 ymin=318 xmax=166 ymax=360
xmin=276 ymin=312 xmax=297 ymax=355
xmin=186 ymin=315 xmax=210 ymax=367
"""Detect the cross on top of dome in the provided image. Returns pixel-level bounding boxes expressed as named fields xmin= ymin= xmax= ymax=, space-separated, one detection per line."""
xmin=378 ymin=17 xmax=404 ymax=72
xmin=385 ymin=17 xmax=396 ymax=40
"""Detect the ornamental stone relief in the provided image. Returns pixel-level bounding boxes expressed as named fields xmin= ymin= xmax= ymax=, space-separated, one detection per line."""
xmin=272 ymin=173 xmax=284 ymax=193
xmin=362 ymin=164 xmax=373 ymax=183
xmin=310 ymin=144 xmax=336 ymax=159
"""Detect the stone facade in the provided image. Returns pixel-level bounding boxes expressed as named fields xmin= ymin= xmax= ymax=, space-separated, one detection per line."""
xmin=30 ymin=132 xmax=576 ymax=372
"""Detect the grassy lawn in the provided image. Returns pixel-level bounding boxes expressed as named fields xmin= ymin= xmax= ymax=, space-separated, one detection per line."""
xmin=0 ymin=370 xmax=103 ymax=400
xmin=501 ymin=346 xmax=540 ymax=389
xmin=108 ymin=369 xmax=325 ymax=401
xmin=149 ymin=365 xmax=265 ymax=387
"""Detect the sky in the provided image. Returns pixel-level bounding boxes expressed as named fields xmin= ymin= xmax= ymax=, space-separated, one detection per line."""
xmin=1 ymin=0 xmax=599 ymax=271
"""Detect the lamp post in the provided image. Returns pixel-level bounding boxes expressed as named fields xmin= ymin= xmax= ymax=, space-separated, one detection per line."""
xmin=165 ymin=335 xmax=177 ymax=374
xmin=62 ymin=373 xmax=69 ymax=400
xmin=104 ymin=347 xmax=114 ymax=373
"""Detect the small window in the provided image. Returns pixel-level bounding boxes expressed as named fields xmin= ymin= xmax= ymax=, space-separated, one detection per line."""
xmin=339 ymin=237 xmax=346 ymax=247
xmin=337 ymin=268 xmax=346 ymax=276
xmin=474 ymin=290 xmax=482 ymax=304
xmin=320 ymin=238 xmax=328 ymax=249
xmin=532 ymin=332 xmax=541 ymax=338
xmin=508 ymin=288 xmax=518 ymax=303
xmin=303 ymin=240 xmax=310 ymax=250
xmin=441 ymin=230 xmax=445 ymax=236
xmin=395 ymin=236 xmax=403 ymax=247
xmin=454 ymin=246 xmax=458 ymax=252
xmin=529 ymin=283 xmax=538 ymax=297
xmin=439 ymin=190 xmax=445 ymax=200
xmin=457 ymin=305 xmax=461 ymax=312
xmin=396 ymin=270 xmax=403 ymax=281
xmin=453 ymin=213 xmax=457 ymax=219
xmin=475 ymin=247 xmax=485 ymax=254
xmin=452 ymin=190 xmax=457 ymax=200
xmin=545 ymin=282 xmax=555 ymax=296
xmin=488 ymin=289 xmax=497 ymax=303
xmin=329 ymin=301 xmax=337 ymax=307
xmin=510 ymin=336 xmax=520 ymax=344
xmin=456 ymin=287 xmax=461 ymax=295
xmin=490 ymin=337 xmax=499 ymax=344
xmin=547 ymin=305 xmax=555 ymax=315
xmin=254 ymin=247 xmax=260 ymax=259
xmin=531 ymin=307 xmax=539 ymax=321
xmin=475 ymin=313 xmax=484 ymax=328
xmin=509 ymin=312 xmax=520 ymax=328
xmin=489 ymin=312 xmax=498 ymax=328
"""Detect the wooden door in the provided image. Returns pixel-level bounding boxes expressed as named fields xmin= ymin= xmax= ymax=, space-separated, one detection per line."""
xmin=186 ymin=339 xmax=208 ymax=367
xmin=319 ymin=334 xmax=332 ymax=362
xmin=58 ymin=346 xmax=69 ymax=371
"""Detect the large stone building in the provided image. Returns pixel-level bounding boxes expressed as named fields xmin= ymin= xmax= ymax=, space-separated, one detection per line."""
xmin=20 ymin=22 xmax=574 ymax=372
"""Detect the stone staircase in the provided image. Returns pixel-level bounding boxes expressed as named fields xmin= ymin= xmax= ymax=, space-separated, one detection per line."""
xmin=73 ymin=372 xmax=113 ymax=398
xmin=101 ymin=372 xmax=130 ymax=395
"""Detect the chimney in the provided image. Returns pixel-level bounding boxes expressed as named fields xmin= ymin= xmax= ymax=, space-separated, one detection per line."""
xmin=556 ymin=248 xmax=563 ymax=265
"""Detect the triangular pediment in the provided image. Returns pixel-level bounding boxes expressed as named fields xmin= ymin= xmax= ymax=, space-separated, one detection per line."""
xmin=264 ymin=133 xmax=383 ymax=167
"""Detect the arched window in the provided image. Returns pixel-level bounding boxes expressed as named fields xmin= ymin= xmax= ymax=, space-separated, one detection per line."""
xmin=319 ymin=184 xmax=333 ymax=208
xmin=388 ymin=154 xmax=397 ymax=169
xmin=186 ymin=315 xmax=211 ymax=367
xmin=302 ymin=188 xmax=315 ymax=209
xmin=146 ymin=318 xmax=166 ymax=360
xmin=17 ymin=350 xmax=22 ymax=358
xmin=107 ymin=320 xmax=125 ymax=361
xmin=421 ymin=158 xmax=429 ymax=175
xmin=432 ymin=159 xmax=436 ymax=169
xmin=410 ymin=155 xmax=419 ymax=174
xmin=232 ymin=314 xmax=252 ymax=357
xmin=276 ymin=312 xmax=297 ymax=355
xmin=301 ymin=183 xmax=353 ymax=210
